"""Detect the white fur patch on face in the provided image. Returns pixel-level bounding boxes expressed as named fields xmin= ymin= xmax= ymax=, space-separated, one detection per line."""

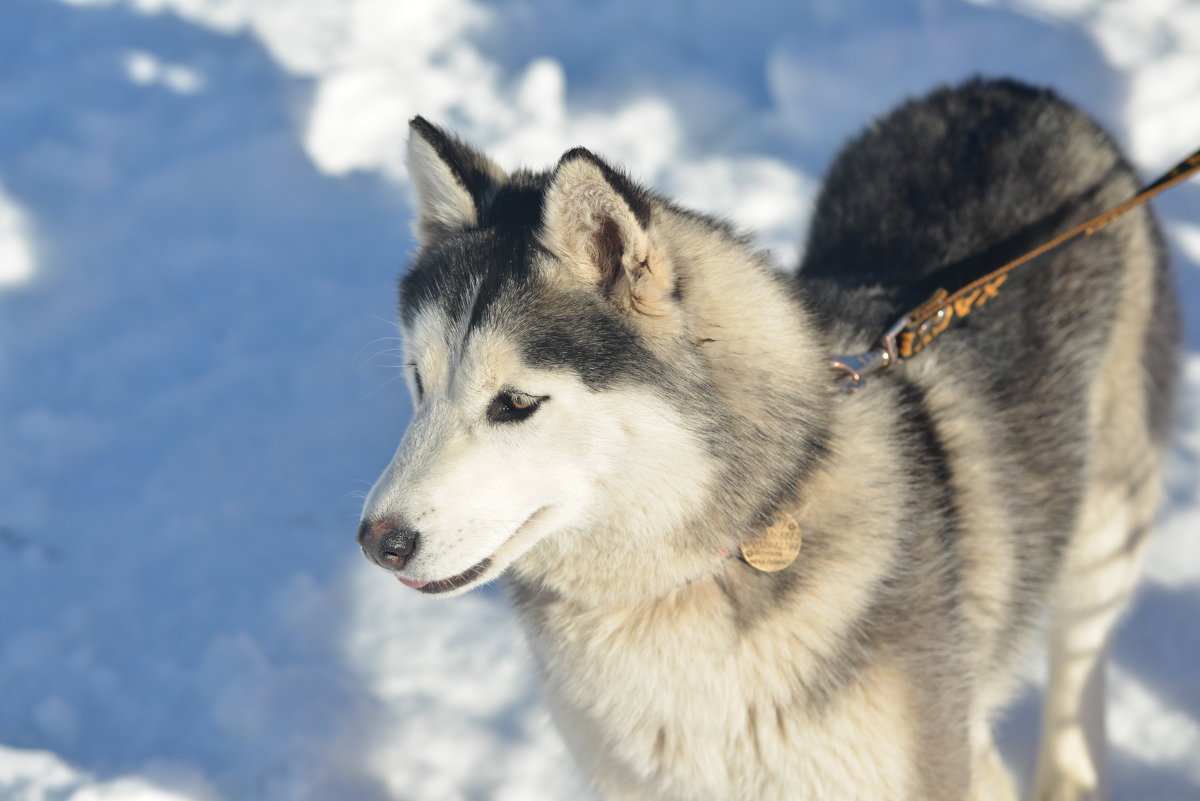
xmin=362 ymin=319 xmax=715 ymax=598
xmin=401 ymin=306 xmax=453 ymax=403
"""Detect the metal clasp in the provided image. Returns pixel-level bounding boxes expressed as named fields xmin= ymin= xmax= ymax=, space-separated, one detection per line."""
xmin=827 ymin=316 xmax=909 ymax=392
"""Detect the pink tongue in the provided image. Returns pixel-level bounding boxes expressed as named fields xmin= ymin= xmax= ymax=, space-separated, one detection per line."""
xmin=396 ymin=575 xmax=429 ymax=589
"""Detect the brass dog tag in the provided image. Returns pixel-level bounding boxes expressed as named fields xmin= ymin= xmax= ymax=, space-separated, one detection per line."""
xmin=741 ymin=512 xmax=802 ymax=572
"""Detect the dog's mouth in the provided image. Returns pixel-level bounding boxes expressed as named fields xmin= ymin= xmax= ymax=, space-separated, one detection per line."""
xmin=396 ymin=557 xmax=493 ymax=595
xmin=393 ymin=506 xmax=550 ymax=595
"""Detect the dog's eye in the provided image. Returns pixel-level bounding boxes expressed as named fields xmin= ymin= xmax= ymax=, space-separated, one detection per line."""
xmin=487 ymin=391 xmax=545 ymax=424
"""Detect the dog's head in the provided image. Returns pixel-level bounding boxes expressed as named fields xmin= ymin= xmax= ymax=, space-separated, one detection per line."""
xmin=358 ymin=119 xmax=831 ymax=601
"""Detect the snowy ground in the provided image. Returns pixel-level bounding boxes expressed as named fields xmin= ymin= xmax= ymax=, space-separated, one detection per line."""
xmin=1 ymin=0 xmax=1198 ymax=799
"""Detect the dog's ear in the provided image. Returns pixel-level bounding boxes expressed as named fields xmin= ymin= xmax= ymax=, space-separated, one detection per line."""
xmin=407 ymin=117 xmax=506 ymax=247
xmin=540 ymin=149 xmax=675 ymax=320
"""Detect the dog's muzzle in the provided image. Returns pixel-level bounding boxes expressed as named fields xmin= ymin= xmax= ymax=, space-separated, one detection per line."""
xmin=357 ymin=518 xmax=419 ymax=570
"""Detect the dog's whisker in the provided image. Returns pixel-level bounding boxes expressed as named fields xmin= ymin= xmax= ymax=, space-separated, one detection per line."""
xmin=351 ymin=336 xmax=405 ymax=367
xmin=359 ymin=373 xmax=404 ymax=401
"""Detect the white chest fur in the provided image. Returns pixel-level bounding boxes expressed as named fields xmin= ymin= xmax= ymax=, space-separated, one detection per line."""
xmin=517 ymin=575 xmax=917 ymax=801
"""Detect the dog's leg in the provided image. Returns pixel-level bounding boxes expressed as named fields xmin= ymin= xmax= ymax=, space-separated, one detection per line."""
xmin=1031 ymin=464 xmax=1159 ymax=801
xmin=1034 ymin=208 xmax=1169 ymax=801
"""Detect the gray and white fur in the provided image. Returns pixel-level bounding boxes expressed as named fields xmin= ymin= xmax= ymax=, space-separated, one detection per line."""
xmin=356 ymin=79 xmax=1179 ymax=800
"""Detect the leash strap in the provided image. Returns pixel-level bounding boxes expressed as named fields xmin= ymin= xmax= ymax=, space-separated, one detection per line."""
xmin=828 ymin=145 xmax=1200 ymax=392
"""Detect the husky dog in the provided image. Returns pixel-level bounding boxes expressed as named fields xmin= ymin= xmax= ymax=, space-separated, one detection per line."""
xmin=357 ymin=79 xmax=1178 ymax=800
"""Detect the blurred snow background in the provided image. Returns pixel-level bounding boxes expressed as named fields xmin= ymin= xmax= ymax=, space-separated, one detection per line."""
xmin=0 ymin=0 xmax=1198 ymax=798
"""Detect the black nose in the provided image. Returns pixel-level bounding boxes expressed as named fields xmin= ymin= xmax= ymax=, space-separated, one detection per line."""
xmin=357 ymin=518 xmax=420 ymax=570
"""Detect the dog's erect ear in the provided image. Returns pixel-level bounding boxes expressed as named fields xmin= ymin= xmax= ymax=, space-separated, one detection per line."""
xmin=540 ymin=149 xmax=675 ymax=320
xmin=407 ymin=117 xmax=506 ymax=247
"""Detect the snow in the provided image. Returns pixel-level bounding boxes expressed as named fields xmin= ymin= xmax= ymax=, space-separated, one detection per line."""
xmin=123 ymin=51 xmax=205 ymax=94
xmin=970 ymin=0 xmax=1200 ymax=170
xmin=1109 ymin=666 xmax=1200 ymax=786
xmin=0 ymin=182 xmax=36 ymax=287
xmin=0 ymin=0 xmax=1197 ymax=799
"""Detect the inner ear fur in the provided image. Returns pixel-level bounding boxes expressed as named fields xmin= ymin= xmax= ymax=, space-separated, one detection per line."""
xmin=540 ymin=149 xmax=675 ymax=319
xmin=407 ymin=117 xmax=506 ymax=247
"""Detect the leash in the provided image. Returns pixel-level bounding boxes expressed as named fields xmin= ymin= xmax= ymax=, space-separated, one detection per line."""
xmin=827 ymin=145 xmax=1200 ymax=392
